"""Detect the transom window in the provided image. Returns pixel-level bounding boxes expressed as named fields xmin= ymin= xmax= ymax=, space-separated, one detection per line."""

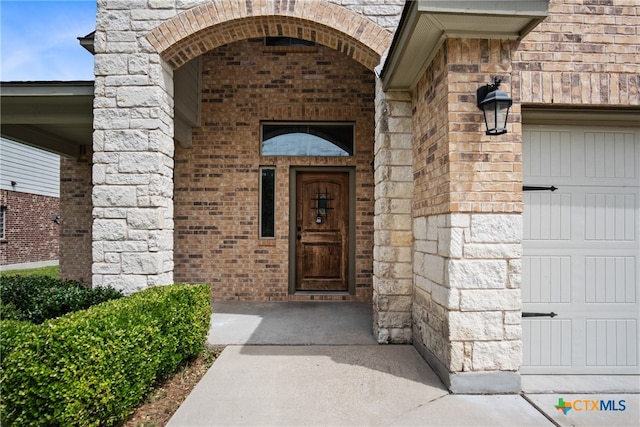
xmin=261 ymin=123 xmax=354 ymax=157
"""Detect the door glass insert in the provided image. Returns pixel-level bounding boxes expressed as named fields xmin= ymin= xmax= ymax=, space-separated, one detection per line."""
xmin=261 ymin=123 xmax=354 ymax=156
xmin=317 ymin=193 xmax=327 ymax=215
xmin=313 ymin=189 xmax=334 ymax=218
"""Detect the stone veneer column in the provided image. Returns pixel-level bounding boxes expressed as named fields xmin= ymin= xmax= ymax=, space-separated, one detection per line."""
xmin=372 ymin=78 xmax=414 ymax=343
xmin=91 ymin=4 xmax=176 ymax=294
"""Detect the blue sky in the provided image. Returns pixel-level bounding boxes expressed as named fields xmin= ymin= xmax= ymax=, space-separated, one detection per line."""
xmin=1 ymin=0 xmax=96 ymax=81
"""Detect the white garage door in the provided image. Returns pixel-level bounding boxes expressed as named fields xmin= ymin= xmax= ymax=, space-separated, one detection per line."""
xmin=522 ymin=125 xmax=640 ymax=374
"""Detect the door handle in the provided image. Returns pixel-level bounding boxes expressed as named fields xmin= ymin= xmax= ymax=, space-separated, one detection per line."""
xmin=297 ymin=235 xmax=301 ymax=240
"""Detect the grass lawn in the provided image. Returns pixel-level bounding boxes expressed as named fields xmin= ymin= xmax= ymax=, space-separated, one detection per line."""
xmin=0 ymin=265 xmax=59 ymax=278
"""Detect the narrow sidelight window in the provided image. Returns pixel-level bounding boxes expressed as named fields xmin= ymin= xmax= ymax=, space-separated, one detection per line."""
xmin=0 ymin=207 xmax=5 ymax=239
xmin=260 ymin=167 xmax=276 ymax=238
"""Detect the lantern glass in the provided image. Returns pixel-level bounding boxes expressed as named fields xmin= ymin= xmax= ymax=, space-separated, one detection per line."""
xmin=479 ymin=88 xmax=512 ymax=135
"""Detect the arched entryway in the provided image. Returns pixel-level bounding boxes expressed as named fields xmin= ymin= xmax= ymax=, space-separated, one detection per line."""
xmin=143 ymin=1 xmax=392 ymax=301
xmin=145 ymin=1 xmax=389 ymax=71
xmin=92 ymin=0 xmax=412 ymax=342
xmin=170 ymin=38 xmax=376 ymax=301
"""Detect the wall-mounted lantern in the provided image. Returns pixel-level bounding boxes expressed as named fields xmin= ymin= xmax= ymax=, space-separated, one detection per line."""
xmin=477 ymin=77 xmax=512 ymax=135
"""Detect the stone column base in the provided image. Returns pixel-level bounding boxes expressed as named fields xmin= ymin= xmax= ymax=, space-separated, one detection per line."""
xmin=414 ymin=340 xmax=521 ymax=394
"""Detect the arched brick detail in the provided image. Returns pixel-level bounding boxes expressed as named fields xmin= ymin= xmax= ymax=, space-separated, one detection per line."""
xmin=145 ymin=0 xmax=392 ymax=71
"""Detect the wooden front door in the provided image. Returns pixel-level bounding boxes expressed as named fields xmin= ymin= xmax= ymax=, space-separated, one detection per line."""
xmin=295 ymin=171 xmax=350 ymax=291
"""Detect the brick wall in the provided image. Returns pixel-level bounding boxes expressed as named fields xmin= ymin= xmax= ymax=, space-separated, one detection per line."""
xmin=515 ymin=0 xmax=640 ymax=106
xmin=413 ymin=47 xmax=450 ymax=217
xmin=59 ymin=156 xmax=93 ymax=284
xmin=448 ymin=39 xmax=523 ymax=214
xmin=413 ymin=38 xmax=523 ymax=217
xmin=174 ymin=39 xmax=375 ymax=301
xmin=0 ymin=189 xmax=59 ymax=266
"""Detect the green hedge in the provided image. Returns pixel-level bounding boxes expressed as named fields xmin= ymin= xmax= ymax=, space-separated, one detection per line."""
xmin=0 ymin=275 xmax=123 ymax=324
xmin=0 ymin=284 xmax=211 ymax=427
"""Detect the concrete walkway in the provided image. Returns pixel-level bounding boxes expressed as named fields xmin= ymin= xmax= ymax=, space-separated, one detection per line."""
xmin=168 ymin=302 xmax=640 ymax=426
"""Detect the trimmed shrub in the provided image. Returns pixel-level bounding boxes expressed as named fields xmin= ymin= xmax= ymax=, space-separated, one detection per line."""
xmin=0 ymin=284 xmax=211 ymax=427
xmin=0 ymin=275 xmax=123 ymax=323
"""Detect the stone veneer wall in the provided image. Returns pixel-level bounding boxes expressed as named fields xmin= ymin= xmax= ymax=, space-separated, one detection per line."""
xmin=413 ymin=213 xmax=523 ymax=393
xmin=60 ymin=155 xmax=93 ymax=284
xmin=372 ymin=80 xmax=414 ymax=343
xmin=411 ymin=38 xmax=524 ymax=393
xmin=174 ymin=39 xmax=375 ymax=301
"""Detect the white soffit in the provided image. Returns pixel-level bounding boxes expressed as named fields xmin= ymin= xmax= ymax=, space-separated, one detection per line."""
xmin=381 ymin=0 xmax=550 ymax=91
xmin=0 ymin=82 xmax=94 ymax=158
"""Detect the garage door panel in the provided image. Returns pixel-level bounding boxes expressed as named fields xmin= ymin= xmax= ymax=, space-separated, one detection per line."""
xmin=523 ymin=318 xmax=572 ymax=367
xmin=523 ymin=192 xmax=572 ymax=240
xmin=585 ymin=192 xmax=636 ymax=241
xmin=523 ymin=255 xmax=571 ymax=303
xmin=585 ymin=319 xmax=637 ymax=367
xmin=524 ymin=250 xmax=638 ymax=305
xmin=524 ymin=314 xmax=639 ymax=374
xmin=523 ymin=186 xmax=638 ymax=243
xmin=585 ymin=131 xmax=637 ymax=180
xmin=523 ymin=125 xmax=640 ymax=375
xmin=585 ymin=256 xmax=636 ymax=303
xmin=524 ymin=129 xmax=572 ymax=178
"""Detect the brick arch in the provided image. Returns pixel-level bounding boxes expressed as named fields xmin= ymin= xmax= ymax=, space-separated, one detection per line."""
xmin=145 ymin=0 xmax=392 ymax=71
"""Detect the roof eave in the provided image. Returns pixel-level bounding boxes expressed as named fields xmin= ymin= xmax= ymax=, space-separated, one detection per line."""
xmin=381 ymin=0 xmax=550 ymax=91
xmin=78 ymin=31 xmax=96 ymax=55
xmin=1 ymin=81 xmax=95 ymax=158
